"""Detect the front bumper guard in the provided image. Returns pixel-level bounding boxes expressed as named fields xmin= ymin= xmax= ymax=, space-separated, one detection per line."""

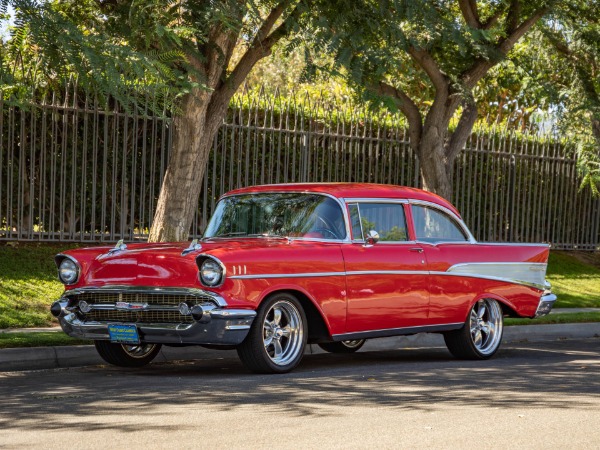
xmin=52 ymin=300 xmax=256 ymax=346
xmin=534 ymin=293 xmax=557 ymax=318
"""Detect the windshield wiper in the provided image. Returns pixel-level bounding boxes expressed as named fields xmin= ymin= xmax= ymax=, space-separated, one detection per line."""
xmin=208 ymin=232 xmax=250 ymax=238
xmin=204 ymin=232 xmax=288 ymax=239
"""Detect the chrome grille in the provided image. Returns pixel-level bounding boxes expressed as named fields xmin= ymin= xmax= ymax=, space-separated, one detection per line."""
xmin=72 ymin=292 xmax=215 ymax=306
xmin=84 ymin=309 xmax=194 ymax=324
xmin=67 ymin=290 xmax=217 ymax=324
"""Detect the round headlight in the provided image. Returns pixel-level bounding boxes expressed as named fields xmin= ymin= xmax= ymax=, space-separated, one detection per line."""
xmin=58 ymin=258 xmax=79 ymax=284
xmin=199 ymin=258 xmax=223 ymax=287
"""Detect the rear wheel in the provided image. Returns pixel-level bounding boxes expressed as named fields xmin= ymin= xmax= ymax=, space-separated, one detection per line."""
xmin=94 ymin=341 xmax=162 ymax=367
xmin=318 ymin=339 xmax=366 ymax=353
xmin=444 ymin=298 xmax=504 ymax=360
xmin=237 ymin=293 xmax=307 ymax=374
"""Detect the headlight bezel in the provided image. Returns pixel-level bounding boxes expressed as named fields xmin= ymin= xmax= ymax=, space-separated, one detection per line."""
xmin=56 ymin=255 xmax=81 ymax=285
xmin=197 ymin=255 xmax=225 ymax=287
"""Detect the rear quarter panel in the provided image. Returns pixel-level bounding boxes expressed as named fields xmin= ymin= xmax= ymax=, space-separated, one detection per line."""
xmin=424 ymin=243 xmax=549 ymax=322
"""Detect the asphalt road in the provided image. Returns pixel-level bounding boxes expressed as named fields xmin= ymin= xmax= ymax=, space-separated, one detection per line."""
xmin=1 ymin=338 xmax=599 ymax=449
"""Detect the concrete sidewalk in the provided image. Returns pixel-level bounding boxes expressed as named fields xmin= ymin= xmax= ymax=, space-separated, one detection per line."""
xmin=1 ymin=322 xmax=599 ymax=372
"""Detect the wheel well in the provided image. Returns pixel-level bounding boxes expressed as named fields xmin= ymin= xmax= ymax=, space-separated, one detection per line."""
xmin=499 ymin=300 xmax=519 ymax=318
xmin=266 ymin=289 xmax=331 ymax=344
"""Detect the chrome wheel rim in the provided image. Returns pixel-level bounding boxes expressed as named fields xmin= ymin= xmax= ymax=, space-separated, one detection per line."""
xmin=341 ymin=339 xmax=365 ymax=349
xmin=263 ymin=300 xmax=304 ymax=366
xmin=469 ymin=299 xmax=503 ymax=355
xmin=121 ymin=344 xmax=157 ymax=359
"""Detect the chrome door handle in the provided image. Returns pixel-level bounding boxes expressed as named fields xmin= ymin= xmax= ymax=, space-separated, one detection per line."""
xmin=409 ymin=248 xmax=424 ymax=253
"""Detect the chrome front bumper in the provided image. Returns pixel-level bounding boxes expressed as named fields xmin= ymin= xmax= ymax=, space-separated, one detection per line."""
xmin=53 ymin=301 xmax=256 ymax=346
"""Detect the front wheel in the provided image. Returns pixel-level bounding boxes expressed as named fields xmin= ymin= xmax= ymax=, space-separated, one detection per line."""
xmin=95 ymin=341 xmax=162 ymax=367
xmin=237 ymin=293 xmax=307 ymax=374
xmin=444 ymin=298 xmax=504 ymax=360
xmin=318 ymin=339 xmax=366 ymax=353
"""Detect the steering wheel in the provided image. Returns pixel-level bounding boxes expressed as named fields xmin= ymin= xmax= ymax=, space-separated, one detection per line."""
xmin=311 ymin=217 xmax=342 ymax=240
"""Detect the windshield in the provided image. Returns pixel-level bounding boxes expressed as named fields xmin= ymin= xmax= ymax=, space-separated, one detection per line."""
xmin=203 ymin=193 xmax=346 ymax=240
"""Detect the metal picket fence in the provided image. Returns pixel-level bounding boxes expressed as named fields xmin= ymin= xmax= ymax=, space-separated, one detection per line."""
xmin=1 ymin=85 xmax=599 ymax=249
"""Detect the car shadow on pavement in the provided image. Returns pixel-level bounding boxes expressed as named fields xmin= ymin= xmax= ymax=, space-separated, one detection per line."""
xmin=0 ymin=339 xmax=598 ymax=434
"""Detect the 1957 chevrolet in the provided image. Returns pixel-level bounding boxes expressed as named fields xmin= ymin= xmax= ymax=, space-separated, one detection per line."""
xmin=52 ymin=183 xmax=556 ymax=373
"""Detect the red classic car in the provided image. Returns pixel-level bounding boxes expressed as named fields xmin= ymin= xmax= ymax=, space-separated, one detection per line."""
xmin=52 ymin=183 xmax=556 ymax=373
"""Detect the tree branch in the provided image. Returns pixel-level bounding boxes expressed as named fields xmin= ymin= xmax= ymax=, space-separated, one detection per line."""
xmin=458 ymin=0 xmax=482 ymax=29
xmin=506 ymin=0 xmax=521 ymax=34
xmin=408 ymin=46 xmax=449 ymax=93
xmin=378 ymin=81 xmax=423 ymax=152
xmin=461 ymin=7 xmax=548 ymax=88
xmin=445 ymin=97 xmax=478 ymax=163
xmin=224 ymin=1 xmax=293 ymax=93
xmin=482 ymin=10 xmax=503 ymax=30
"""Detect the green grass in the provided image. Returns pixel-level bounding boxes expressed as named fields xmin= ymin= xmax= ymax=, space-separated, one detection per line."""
xmin=506 ymin=311 xmax=600 ymax=326
xmin=546 ymin=251 xmax=600 ymax=308
xmin=0 ymin=242 xmax=82 ymax=328
xmin=0 ymin=331 xmax=91 ymax=349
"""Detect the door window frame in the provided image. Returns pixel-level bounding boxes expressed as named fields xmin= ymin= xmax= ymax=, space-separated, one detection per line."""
xmin=345 ymin=199 xmax=413 ymax=244
xmin=409 ymin=200 xmax=476 ymax=244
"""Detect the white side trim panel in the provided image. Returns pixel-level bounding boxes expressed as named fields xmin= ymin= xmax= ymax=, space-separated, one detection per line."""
xmin=445 ymin=262 xmax=547 ymax=290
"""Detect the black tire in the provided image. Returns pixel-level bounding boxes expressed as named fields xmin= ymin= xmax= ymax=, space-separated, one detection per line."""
xmin=444 ymin=298 xmax=504 ymax=360
xmin=94 ymin=341 xmax=162 ymax=368
xmin=318 ymin=339 xmax=366 ymax=353
xmin=237 ymin=293 xmax=307 ymax=374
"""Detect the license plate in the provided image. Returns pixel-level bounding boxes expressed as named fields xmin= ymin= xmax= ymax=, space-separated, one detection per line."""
xmin=108 ymin=324 xmax=140 ymax=344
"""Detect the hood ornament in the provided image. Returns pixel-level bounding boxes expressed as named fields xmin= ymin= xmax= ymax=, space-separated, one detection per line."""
xmin=107 ymin=239 xmax=128 ymax=255
xmin=182 ymin=238 xmax=202 ymax=256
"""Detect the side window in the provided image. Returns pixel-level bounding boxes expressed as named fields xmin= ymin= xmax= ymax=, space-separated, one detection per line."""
xmin=348 ymin=203 xmax=409 ymax=242
xmin=412 ymin=205 xmax=468 ymax=242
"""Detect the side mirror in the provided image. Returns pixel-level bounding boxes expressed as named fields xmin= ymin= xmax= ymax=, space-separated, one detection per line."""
xmin=364 ymin=230 xmax=380 ymax=246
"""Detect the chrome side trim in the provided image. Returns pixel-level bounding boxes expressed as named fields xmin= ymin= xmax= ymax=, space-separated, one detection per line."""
xmin=332 ymin=322 xmax=464 ymax=341
xmin=477 ymin=242 xmax=551 ymax=248
xmin=346 ymin=270 xmax=428 ymax=276
xmin=230 ymin=271 xmax=346 ymax=280
xmin=62 ymin=285 xmax=228 ymax=307
xmin=229 ymin=266 xmax=547 ymax=289
xmin=445 ymin=262 xmax=547 ymax=290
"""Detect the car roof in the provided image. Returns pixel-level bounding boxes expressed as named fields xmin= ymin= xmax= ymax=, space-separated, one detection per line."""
xmin=224 ymin=183 xmax=461 ymax=217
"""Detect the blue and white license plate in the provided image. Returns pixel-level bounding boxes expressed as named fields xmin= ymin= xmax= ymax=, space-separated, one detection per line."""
xmin=108 ymin=324 xmax=140 ymax=344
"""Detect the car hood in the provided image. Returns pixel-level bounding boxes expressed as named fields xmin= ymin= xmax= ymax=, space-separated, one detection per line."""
xmin=60 ymin=238 xmax=318 ymax=288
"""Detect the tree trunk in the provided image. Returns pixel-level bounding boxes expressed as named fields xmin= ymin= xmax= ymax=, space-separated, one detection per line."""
xmin=592 ymin=117 xmax=600 ymax=150
xmin=418 ymin=125 xmax=454 ymax=200
xmin=148 ymin=89 xmax=227 ymax=242
xmin=416 ymin=98 xmax=478 ymax=201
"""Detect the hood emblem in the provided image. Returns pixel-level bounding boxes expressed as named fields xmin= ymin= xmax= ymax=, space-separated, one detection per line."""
xmin=115 ymin=301 xmax=149 ymax=311
xmin=107 ymin=239 xmax=128 ymax=255
xmin=181 ymin=238 xmax=202 ymax=256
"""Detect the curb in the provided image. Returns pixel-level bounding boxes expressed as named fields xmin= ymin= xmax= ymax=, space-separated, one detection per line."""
xmin=1 ymin=323 xmax=599 ymax=372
